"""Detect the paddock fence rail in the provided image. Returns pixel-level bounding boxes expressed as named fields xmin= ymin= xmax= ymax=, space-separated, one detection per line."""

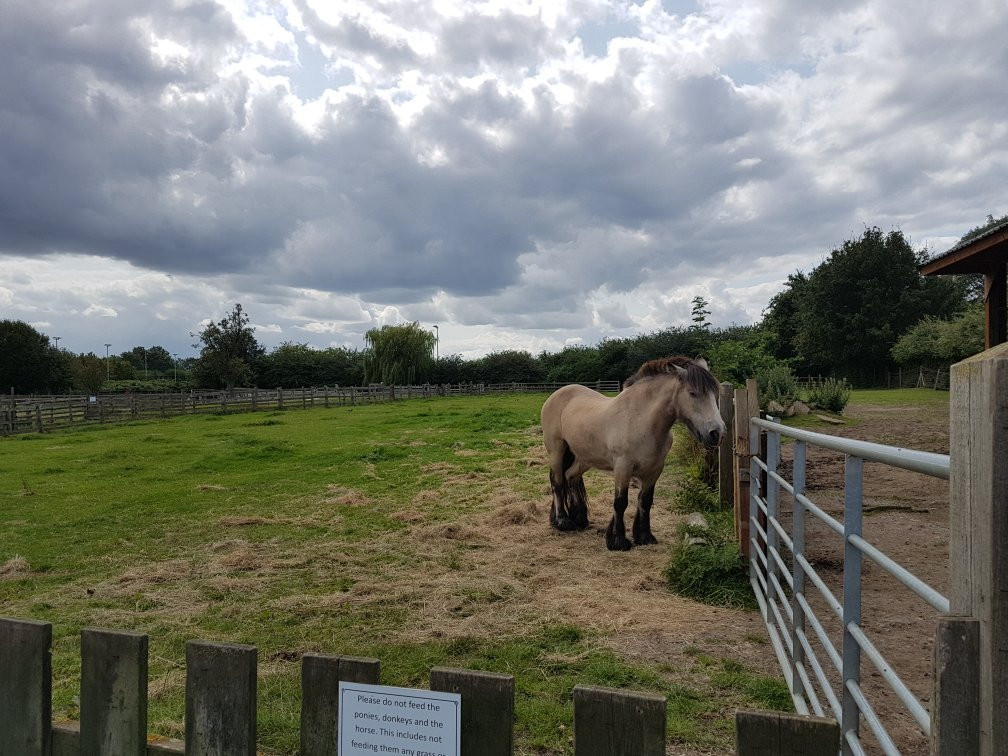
xmin=1 ymin=381 xmax=622 ymax=436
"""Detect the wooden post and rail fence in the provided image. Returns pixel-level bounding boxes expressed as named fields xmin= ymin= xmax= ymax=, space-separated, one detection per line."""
xmin=1 ymin=382 xmax=622 ymax=436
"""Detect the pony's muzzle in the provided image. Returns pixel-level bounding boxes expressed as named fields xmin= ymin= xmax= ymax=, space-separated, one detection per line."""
xmin=704 ymin=428 xmax=723 ymax=448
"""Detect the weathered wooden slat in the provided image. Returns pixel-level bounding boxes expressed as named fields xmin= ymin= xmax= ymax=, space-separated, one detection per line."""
xmin=300 ymin=653 xmax=381 ymax=756
xmin=931 ymin=616 xmax=979 ymax=756
xmin=430 ymin=667 xmax=514 ymax=756
xmin=572 ymin=684 xmax=665 ymax=756
xmin=735 ymin=709 xmax=839 ymax=755
xmin=50 ymin=722 xmax=79 ymax=756
xmin=0 ymin=616 xmax=52 ymax=756
xmin=81 ymin=628 xmax=148 ymax=755
xmin=185 ymin=640 xmax=257 ymax=755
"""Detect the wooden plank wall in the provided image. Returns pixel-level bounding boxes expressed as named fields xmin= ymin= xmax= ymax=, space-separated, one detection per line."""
xmin=0 ymin=616 xmax=672 ymax=755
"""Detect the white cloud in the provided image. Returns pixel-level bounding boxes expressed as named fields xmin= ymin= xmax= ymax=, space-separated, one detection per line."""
xmin=82 ymin=305 xmax=119 ymax=318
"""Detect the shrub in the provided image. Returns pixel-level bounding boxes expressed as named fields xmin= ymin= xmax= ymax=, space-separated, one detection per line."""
xmin=756 ymin=364 xmax=799 ymax=410
xmin=806 ymin=377 xmax=851 ymax=413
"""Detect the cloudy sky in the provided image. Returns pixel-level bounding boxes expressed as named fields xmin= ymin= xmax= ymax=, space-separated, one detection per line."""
xmin=1 ymin=0 xmax=1005 ymax=360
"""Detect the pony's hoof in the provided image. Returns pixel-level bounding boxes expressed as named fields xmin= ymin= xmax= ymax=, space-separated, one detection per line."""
xmin=555 ymin=517 xmax=577 ymax=531
xmin=606 ymin=534 xmax=633 ymax=551
xmin=634 ymin=533 xmax=658 ymax=546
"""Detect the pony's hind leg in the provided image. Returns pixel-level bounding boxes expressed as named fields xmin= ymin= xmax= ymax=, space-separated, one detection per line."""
xmin=632 ymin=483 xmax=658 ymax=546
xmin=605 ymin=485 xmax=632 ymax=551
xmin=549 ymin=446 xmax=577 ymax=531
xmin=567 ymin=475 xmax=589 ymax=529
xmin=550 ymin=446 xmax=590 ymax=531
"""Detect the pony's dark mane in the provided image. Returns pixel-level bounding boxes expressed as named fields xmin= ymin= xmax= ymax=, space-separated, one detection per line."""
xmin=623 ymin=356 xmax=719 ymax=395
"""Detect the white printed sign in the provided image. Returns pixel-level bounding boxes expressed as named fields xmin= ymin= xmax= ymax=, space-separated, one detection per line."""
xmin=338 ymin=681 xmax=461 ymax=756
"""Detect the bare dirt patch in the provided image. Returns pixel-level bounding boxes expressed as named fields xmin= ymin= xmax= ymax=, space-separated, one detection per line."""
xmin=776 ymin=399 xmax=949 ymax=755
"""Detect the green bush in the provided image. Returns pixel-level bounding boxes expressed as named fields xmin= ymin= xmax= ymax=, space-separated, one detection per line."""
xmin=806 ymin=377 xmax=851 ymax=413
xmin=756 ymin=364 xmax=799 ymax=410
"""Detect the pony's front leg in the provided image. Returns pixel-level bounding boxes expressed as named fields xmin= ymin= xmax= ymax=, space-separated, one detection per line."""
xmin=632 ymin=484 xmax=658 ymax=546
xmin=605 ymin=486 xmax=632 ymax=551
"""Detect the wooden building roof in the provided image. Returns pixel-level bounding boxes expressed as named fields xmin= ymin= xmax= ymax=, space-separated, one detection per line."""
xmin=920 ymin=216 xmax=1008 ymax=349
xmin=919 ymin=216 xmax=1008 ymax=276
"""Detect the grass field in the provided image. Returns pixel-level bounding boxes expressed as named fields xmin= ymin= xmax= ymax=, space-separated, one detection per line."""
xmin=1 ymin=393 xmax=792 ymax=753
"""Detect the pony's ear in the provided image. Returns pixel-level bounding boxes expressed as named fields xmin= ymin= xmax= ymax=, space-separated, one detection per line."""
xmin=694 ymin=355 xmax=709 ymax=370
xmin=671 ymin=362 xmax=687 ymax=376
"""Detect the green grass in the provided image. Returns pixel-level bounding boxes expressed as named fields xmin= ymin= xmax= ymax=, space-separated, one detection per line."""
xmin=848 ymin=387 xmax=949 ymax=408
xmin=0 ymin=395 xmax=775 ymax=753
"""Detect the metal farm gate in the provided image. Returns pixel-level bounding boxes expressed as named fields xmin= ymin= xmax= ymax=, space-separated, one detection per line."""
xmin=747 ymin=417 xmax=949 ymax=755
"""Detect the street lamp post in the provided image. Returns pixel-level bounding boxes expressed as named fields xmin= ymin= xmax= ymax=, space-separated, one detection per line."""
xmin=142 ymin=347 xmax=148 ymax=380
xmin=53 ymin=336 xmax=60 ymax=349
xmin=433 ymin=325 xmax=439 ymax=360
xmin=104 ymin=343 xmax=111 ymax=381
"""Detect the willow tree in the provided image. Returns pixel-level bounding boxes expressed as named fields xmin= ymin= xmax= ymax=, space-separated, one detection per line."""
xmin=362 ymin=322 xmax=436 ymax=385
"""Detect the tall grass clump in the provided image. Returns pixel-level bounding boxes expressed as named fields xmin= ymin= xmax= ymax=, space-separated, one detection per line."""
xmin=665 ymin=430 xmax=753 ymax=610
xmin=756 ymin=364 xmax=799 ymax=410
xmin=806 ymin=377 xmax=851 ymax=413
xmin=663 ymin=510 xmax=756 ymax=610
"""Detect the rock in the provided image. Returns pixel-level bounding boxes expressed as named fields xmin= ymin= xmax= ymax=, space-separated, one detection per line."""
xmin=789 ymin=400 xmax=811 ymax=415
xmin=816 ymin=413 xmax=845 ymax=425
xmin=684 ymin=512 xmax=709 ymax=547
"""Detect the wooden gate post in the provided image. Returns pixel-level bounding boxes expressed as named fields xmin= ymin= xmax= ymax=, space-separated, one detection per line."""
xmin=733 ymin=379 xmax=760 ymax=557
xmin=946 ymin=343 xmax=1008 ymax=755
xmin=718 ymin=382 xmax=734 ymax=509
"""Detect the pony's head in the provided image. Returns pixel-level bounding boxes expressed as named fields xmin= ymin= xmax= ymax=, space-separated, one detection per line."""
xmin=624 ymin=356 xmax=725 ymax=447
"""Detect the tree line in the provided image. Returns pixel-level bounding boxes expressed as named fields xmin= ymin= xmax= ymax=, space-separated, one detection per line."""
xmin=2 ymin=222 xmax=997 ymax=396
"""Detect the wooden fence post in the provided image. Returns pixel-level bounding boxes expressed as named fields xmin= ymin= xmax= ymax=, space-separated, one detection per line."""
xmin=572 ymin=685 xmax=665 ymax=756
xmin=34 ymin=404 xmax=43 ymax=433
xmin=718 ymin=382 xmax=734 ymax=509
xmin=946 ymin=343 xmax=1008 ymax=755
xmin=81 ymin=628 xmax=148 ymax=755
xmin=735 ymin=709 xmax=839 ymax=755
xmin=932 ymin=616 xmax=979 ymax=755
xmin=277 ymin=387 xmax=284 ymax=410
xmin=185 ymin=640 xmax=257 ymax=754
xmin=300 ymin=653 xmax=380 ymax=756
xmin=430 ymin=667 xmax=514 ymax=756
xmin=733 ymin=382 xmax=759 ymax=558
xmin=0 ymin=617 xmax=52 ymax=755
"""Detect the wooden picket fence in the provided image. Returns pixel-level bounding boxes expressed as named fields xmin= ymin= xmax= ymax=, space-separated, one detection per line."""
xmin=1 ymin=382 xmax=622 ymax=436
xmin=0 ymin=616 xmax=836 ymax=755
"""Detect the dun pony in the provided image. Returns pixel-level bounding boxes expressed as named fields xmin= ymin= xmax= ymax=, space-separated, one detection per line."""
xmin=540 ymin=356 xmax=725 ymax=551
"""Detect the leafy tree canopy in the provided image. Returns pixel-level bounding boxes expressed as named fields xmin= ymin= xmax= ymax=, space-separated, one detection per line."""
xmin=761 ymin=227 xmax=971 ymax=383
xmin=362 ymin=322 xmax=436 ymax=385
xmin=192 ymin=304 xmax=264 ymax=389
xmin=0 ymin=320 xmax=70 ymax=393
